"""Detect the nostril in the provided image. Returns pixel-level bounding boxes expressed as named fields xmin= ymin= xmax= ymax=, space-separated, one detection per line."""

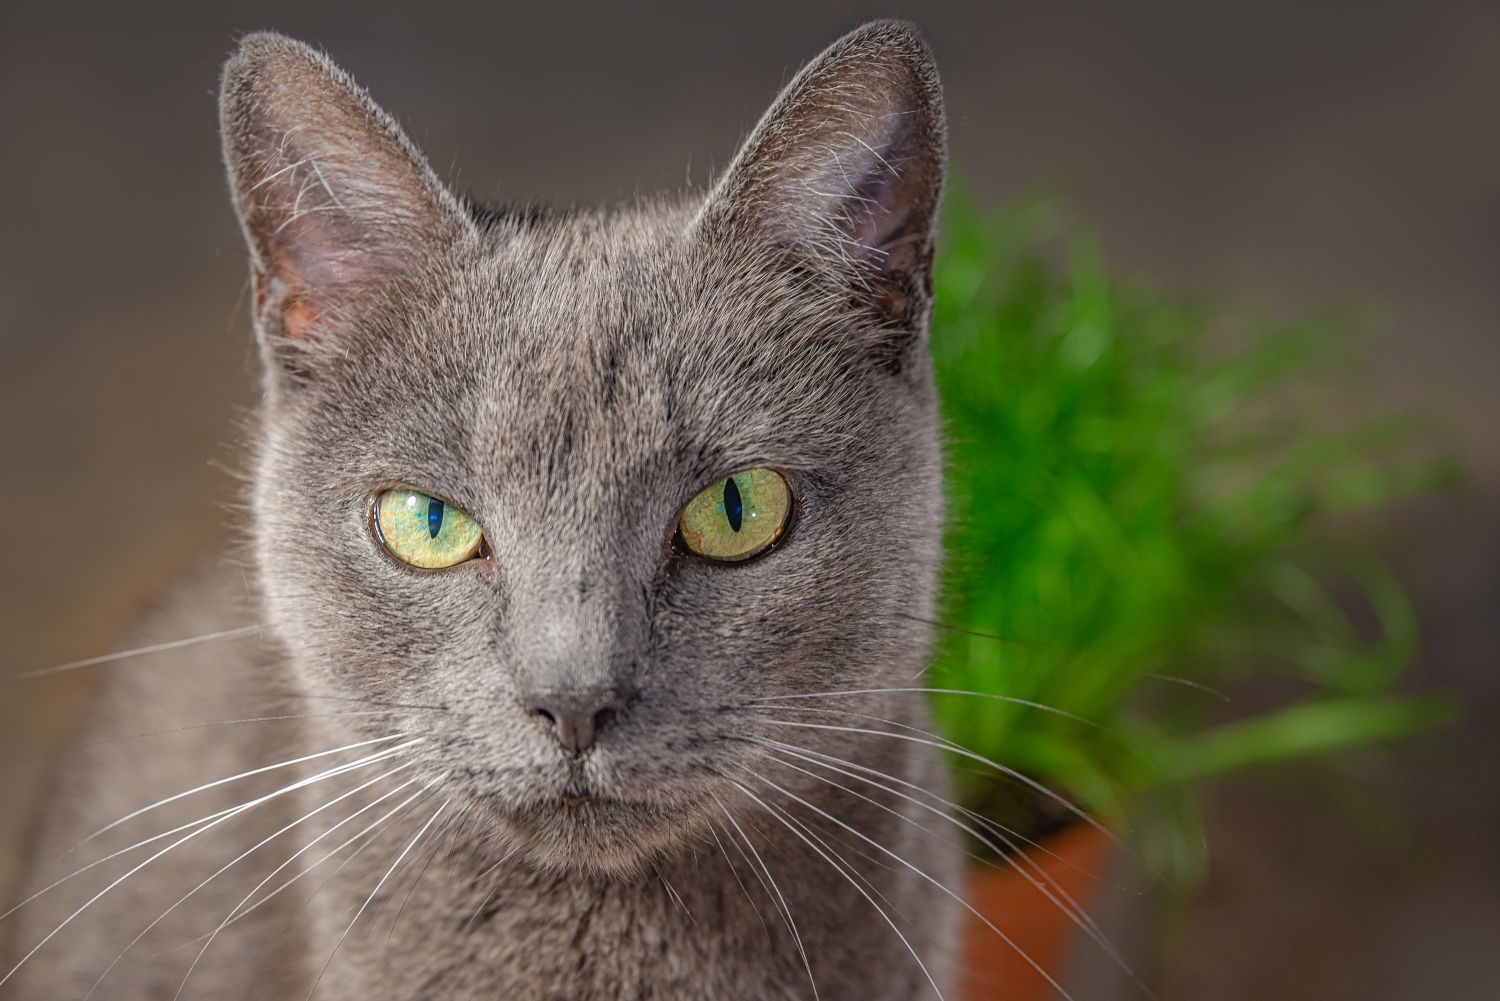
xmin=522 ymin=686 xmax=635 ymax=756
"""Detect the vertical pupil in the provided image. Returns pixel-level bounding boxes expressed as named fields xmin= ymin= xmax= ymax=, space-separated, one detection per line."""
xmin=427 ymin=498 xmax=444 ymax=539
xmin=723 ymin=477 xmax=743 ymax=533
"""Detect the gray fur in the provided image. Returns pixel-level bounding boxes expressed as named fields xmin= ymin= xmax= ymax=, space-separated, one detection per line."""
xmin=6 ymin=20 xmax=959 ymax=1000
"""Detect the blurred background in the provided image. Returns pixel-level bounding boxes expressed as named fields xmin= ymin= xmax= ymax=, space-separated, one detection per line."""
xmin=1 ymin=2 xmax=1495 ymax=998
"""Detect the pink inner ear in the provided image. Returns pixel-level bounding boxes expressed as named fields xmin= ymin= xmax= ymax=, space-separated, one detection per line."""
xmin=250 ymin=194 xmax=402 ymax=342
xmin=233 ymin=110 xmax=455 ymax=347
xmin=282 ymin=297 xmax=319 ymax=341
xmin=254 ymin=253 xmax=323 ymax=342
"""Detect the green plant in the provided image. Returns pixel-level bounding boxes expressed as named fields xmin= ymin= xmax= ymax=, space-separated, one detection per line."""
xmin=927 ymin=191 xmax=1456 ymax=883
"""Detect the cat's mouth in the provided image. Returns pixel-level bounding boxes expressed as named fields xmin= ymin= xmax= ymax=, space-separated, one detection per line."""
xmin=486 ymin=794 xmax=699 ymax=875
xmin=444 ymin=740 xmax=723 ymax=873
xmin=461 ymin=768 xmax=711 ymax=875
xmin=528 ymin=781 xmax=664 ymax=818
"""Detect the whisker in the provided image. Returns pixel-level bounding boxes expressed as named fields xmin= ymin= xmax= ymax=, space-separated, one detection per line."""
xmin=3 ymin=739 xmax=420 ymax=926
xmin=758 ymin=745 xmax=967 ymax=857
xmin=83 ymin=762 xmax=418 ymax=999
xmin=13 ymin=625 xmax=263 ymax=680
xmin=1142 ymin=673 xmax=1231 ymax=701
xmin=756 ymin=740 xmax=1143 ymax=990
xmin=711 ymin=795 xmax=820 ymax=1001
xmin=757 ymin=717 xmax=1119 ymax=848
xmin=4 ymin=812 xmax=230 ymax=926
xmin=756 ymin=735 xmax=1136 ymax=892
xmin=461 ymin=845 xmax=522 ymax=932
xmin=705 ymin=820 xmax=770 ymax=939
xmin=756 ymin=711 xmax=1128 ymax=882
xmin=759 ymin=705 xmax=1162 ymax=875
xmin=218 ymin=690 xmax=455 ymax=713
xmin=193 ymin=778 xmax=437 ymax=949
xmin=754 ymin=689 xmax=1189 ymax=807
xmin=658 ymin=871 xmax=696 ymax=926
xmin=0 ymin=739 xmax=422 ymax=984
xmin=169 ymin=779 xmax=423 ymax=989
xmin=750 ymin=687 xmax=1095 ymax=727
xmin=728 ymin=778 xmax=943 ymax=1001
xmin=788 ymin=806 xmax=909 ymax=917
xmin=894 ymin=613 xmax=1053 ymax=652
xmin=304 ymin=796 xmax=451 ymax=1000
xmin=75 ymin=734 xmax=407 ymax=853
xmin=3 ymin=714 xmax=413 ymax=775
xmin=464 ymin=845 xmax=521 ymax=895
xmin=740 ymin=771 xmax=911 ymax=920
xmin=744 ymin=771 xmax=1075 ymax=1001
xmin=381 ymin=809 xmax=462 ymax=946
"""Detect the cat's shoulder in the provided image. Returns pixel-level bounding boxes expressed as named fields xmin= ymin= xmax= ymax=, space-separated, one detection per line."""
xmin=5 ymin=569 xmax=308 ymax=998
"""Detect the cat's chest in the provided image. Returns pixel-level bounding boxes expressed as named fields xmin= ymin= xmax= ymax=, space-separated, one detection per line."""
xmin=314 ymin=862 xmax=802 ymax=1000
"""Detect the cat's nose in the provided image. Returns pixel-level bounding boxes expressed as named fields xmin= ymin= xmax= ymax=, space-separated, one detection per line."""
xmin=522 ymin=686 xmax=635 ymax=756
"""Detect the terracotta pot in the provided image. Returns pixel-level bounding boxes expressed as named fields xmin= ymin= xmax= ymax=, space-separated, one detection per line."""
xmin=960 ymin=822 xmax=1112 ymax=1001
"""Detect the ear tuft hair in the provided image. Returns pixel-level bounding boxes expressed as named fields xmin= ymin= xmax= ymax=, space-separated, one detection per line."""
xmin=220 ymin=32 xmax=469 ymax=363
xmin=697 ymin=20 xmax=947 ymax=332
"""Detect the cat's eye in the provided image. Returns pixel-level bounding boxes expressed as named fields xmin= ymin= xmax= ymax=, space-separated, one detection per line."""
xmin=677 ymin=468 xmax=792 ymax=563
xmin=373 ymin=489 xmax=485 ymax=569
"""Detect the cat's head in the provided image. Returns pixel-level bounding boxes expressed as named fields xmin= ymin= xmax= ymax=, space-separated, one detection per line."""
xmin=222 ymin=21 xmax=947 ymax=876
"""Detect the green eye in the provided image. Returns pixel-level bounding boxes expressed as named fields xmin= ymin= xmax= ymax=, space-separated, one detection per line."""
xmin=374 ymin=489 xmax=484 ymax=569
xmin=678 ymin=468 xmax=792 ymax=563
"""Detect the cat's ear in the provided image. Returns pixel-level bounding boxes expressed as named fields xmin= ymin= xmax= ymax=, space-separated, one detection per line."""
xmin=220 ymin=33 xmax=469 ymax=362
xmin=697 ymin=20 xmax=947 ymax=330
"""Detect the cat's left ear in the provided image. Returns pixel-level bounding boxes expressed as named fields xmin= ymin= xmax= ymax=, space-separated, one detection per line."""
xmin=220 ymin=33 xmax=471 ymax=368
xmin=697 ymin=20 xmax=947 ymax=334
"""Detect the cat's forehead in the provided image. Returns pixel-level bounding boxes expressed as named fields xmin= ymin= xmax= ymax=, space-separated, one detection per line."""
xmin=486 ymin=209 xmax=691 ymax=350
xmin=477 ymin=206 xmax=794 ymax=354
xmin=446 ymin=207 xmax=856 ymax=422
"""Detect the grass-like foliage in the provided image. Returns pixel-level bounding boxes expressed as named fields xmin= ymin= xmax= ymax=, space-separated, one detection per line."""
xmin=927 ymin=192 xmax=1457 ymax=882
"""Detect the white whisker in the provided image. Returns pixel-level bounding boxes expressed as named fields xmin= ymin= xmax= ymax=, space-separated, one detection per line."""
xmin=304 ymin=797 xmax=450 ymax=1000
xmin=757 ymin=736 xmax=1134 ymax=894
xmin=712 ymin=795 xmax=820 ymax=1001
xmin=84 ymin=763 xmax=418 ymax=998
xmin=171 ymin=777 xmax=422 ymax=995
xmin=757 ymin=740 xmax=1142 ymax=988
xmin=761 ymin=735 xmax=1113 ymax=889
xmin=14 ymin=626 xmax=263 ymax=680
xmin=4 ymin=714 xmax=412 ymax=777
xmin=658 ymin=872 xmax=696 ymax=925
xmin=728 ymin=778 xmax=943 ymax=1001
xmin=381 ymin=809 xmax=461 ymax=946
xmin=759 ymin=717 xmax=1116 ymax=846
xmin=751 ymin=687 xmax=1095 ymax=727
xmin=197 ymin=777 xmax=436 ymax=946
xmin=746 ymin=770 xmax=1075 ymax=1001
xmin=77 ymin=734 xmax=406 ymax=852
xmin=3 ymin=739 xmax=419 ymax=926
xmin=705 ymin=820 xmax=769 ymax=938
xmin=462 ymin=845 xmax=522 ymax=932
xmin=0 ymin=739 xmax=423 ymax=986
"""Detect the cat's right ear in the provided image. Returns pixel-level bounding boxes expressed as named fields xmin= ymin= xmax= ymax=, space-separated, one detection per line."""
xmin=220 ymin=33 xmax=469 ymax=374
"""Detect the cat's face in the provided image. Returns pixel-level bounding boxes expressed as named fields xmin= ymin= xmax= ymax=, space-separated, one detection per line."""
xmin=224 ymin=23 xmax=946 ymax=875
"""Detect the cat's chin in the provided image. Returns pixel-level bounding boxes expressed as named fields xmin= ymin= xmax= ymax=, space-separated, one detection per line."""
xmin=491 ymin=793 xmax=705 ymax=877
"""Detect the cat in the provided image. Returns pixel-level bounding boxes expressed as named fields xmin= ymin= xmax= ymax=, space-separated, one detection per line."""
xmin=5 ymin=19 xmax=962 ymax=1000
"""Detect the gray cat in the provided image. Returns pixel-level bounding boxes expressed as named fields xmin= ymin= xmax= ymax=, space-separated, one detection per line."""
xmin=5 ymin=19 xmax=962 ymax=1000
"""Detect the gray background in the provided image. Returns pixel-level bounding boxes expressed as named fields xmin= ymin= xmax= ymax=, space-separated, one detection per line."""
xmin=2 ymin=2 xmax=1496 ymax=998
